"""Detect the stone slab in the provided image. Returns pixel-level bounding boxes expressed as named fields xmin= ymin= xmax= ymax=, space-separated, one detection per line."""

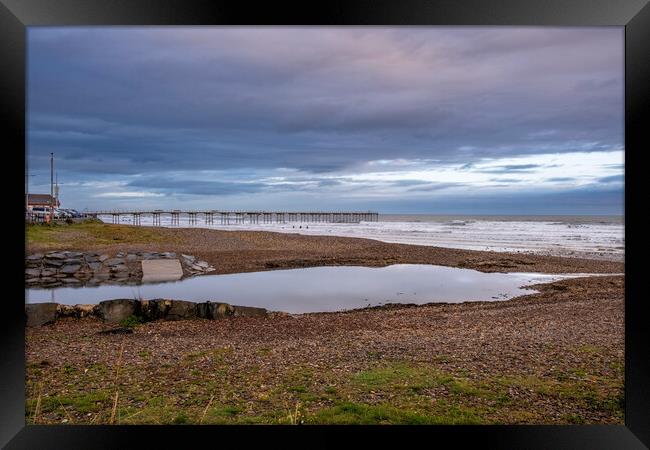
xmin=141 ymin=259 xmax=183 ymax=283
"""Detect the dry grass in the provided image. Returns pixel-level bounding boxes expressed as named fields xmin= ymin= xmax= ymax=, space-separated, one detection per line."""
xmin=200 ymin=395 xmax=215 ymax=424
xmin=31 ymin=382 xmax=43 ymax=425
xmin=109 ymin=341 xmax=126 ymax=425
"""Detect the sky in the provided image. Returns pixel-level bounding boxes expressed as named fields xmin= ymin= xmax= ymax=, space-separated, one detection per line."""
xmin=27 ymin=27 xmax=624 ymax=214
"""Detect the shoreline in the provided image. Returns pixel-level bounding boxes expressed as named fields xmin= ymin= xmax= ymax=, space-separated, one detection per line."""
xmin=94 ymin=212 xmax=624 ymax=263
xmin=27 ymin=223 xmax=624 ymax=277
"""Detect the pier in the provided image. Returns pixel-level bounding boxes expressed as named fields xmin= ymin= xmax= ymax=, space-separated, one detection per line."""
xmin=87 ymin=210 xmax=380 ymax=226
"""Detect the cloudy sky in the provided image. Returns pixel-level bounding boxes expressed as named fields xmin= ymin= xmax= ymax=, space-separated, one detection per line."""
xmin=27 ymin=27 xmax=624 ymax=214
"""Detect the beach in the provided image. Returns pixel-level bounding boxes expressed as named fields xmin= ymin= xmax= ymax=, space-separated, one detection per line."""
xmin=25 ymin=222 xmax=624 ymax=424
xmin=98 ymin=214 xmax=625 ymax=262
xmin=29 ymin=221 xmax=623 ymax=276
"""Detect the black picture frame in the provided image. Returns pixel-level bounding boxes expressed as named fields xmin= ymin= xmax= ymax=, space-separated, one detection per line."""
xmin=2 ymin=0 xmax=648 ymax=448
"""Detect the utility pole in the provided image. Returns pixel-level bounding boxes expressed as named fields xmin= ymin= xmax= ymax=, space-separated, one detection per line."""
xmin=50 ymin=152 xmax=54 ymax=222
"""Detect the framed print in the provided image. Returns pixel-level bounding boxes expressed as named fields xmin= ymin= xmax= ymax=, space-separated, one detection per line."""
xmin=2 ymin=0 xmax=648 ymax=448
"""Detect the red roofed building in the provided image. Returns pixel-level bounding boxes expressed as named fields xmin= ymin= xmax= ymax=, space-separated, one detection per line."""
xmin=27 ymin=194 xmax=60 ymax=209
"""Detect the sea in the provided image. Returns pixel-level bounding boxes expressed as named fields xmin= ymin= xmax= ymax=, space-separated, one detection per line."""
xmin=97 ymin=214 xmax=625 ymax=261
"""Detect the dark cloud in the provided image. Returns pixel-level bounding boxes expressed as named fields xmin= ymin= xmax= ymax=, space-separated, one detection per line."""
xmin=490 ymin=178 xmax=526 ymax=183
xmin=28 ymin=28 xmax=623 ymax=175
xmin=597 ymin=174 xmax=624 ymax=184
xmin=546 ymin=177 xmax=575 ymax=182
xmin=26 ymin=27 xmax=624 ymax=213
xmin=407 ymin=183 xmax=467 ymax=192
xmin=127 ymin=179 xmax=267 ymax=196
xmin=477 ymin=164 xmax=544 ymax=174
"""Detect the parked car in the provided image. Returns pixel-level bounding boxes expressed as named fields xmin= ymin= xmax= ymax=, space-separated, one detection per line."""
xmin=30 ymin=207 xmax=49 ymax=217
xmin=54 ymin=208 xmax=69 ymax=219
xmin=28 ymin=207 xmax=52 ymax=221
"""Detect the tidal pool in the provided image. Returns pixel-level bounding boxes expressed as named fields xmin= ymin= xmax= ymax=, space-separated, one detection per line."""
xmin=25 ymin=264 xmax=601 ymax=314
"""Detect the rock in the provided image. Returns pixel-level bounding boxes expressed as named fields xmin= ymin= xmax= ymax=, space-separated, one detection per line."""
xmin=66 ymin=252 xmax=84 ymax=258
xmin=126 ymin=254 xmax=138 ymax=262
xmin=140 ymin=299 xmax=197 ymax=321
xmin=88 ymin=262 xmax=103 ymax=271
xmin=110 ymin=264 xmax=129 ymax=272
xmin=62 ymin=278 xmax=81 ymax=284
xmin=196 ymin=301 xmax=235 ymax=319
xmin=26 ymin=303 xmax=58 ymax=326
xmin=27 ymin=253 xmax=44 ymax=261
xmin=140 ymin=299 xmax=172 ymax=321
xmin=73 ymin=271 xmax=92 ymax=279
xmin=160 ymin=252 xmax=176 ymax=259
xmin=166 ymin=300 xmax=197 ymax=320
xmin=181 ymin=254 xmax=195 ymax=262
xmin=45 ymin=252 xmax=67 ymax=260
xmin=41 ymin=269 xmax=56 ymax=277
xmin=63 ymin=258 xmax=83 ymax=265
xmin=40 ymin=277 xmax=57 ymax=284
xmin=26 ymin=278 xmax=41 ymax=284
xmin=25 ymin=268 xmax=41 ymax=278
xmin=196 ymin=261 xmax=210 ymax=269
xmin=104 ymin=258 xmax=125 ymax=266
xmin=92 ymin=271 xmax=111 ymax=280
xmin=98 ymin=254 xmax=109 ymax=262
xmin=96 ymin=299 xmax=139 ymax=323
xmin=60 ymin=264 xmax=81 ymax=274
xmin=112 ymin=271 xmax=130 ymax=278
xmin=53 ymin=273 xmax=69 ymax=278
xmin=57 ymin=304 xmax=97 ymax=319
xmin=232 ymin=305 xmax=267 ymax=317
xmin=44 ymin=259 xmax=64 ymax=267
xmin=116 ymin=252 xmax=126 ymax=258
xmin=56 ymin=304 xmax=77 ymax=318
xmin=75 ymin=304 xmax=97 ymax=318
xmin=85 ymin=256 xmax=100 ymax=263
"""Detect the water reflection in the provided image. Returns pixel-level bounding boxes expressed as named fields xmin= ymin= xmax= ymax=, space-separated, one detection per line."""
xmin=26 ymin=264 xmax=595 ymax=314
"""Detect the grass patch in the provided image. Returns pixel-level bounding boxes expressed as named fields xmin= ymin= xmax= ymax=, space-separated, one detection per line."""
xmin=26 ymin=221 xmax=166 ymax=250
xmin=351 ymin=362 xmax=491 ymax=398
xmin=27 ymin=391 xmax=110 ymax=417
xmin=494 ymin=374 xmax=624 ymax=418
xmin=119 ymin=315 xmax=143 ymax=329
xmin=172 ymin=413 xmax=188 ymax=424
xmin=307 ymin=401 xmax=484 ymax=425
xmin=25 ymin=355 xmax=624 ymax=425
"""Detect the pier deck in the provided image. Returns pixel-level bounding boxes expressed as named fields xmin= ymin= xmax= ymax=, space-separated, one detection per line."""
xmin=87 ymin=210 xmax=379 ymax=226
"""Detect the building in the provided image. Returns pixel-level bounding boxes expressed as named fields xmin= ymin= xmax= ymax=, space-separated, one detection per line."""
xmin=27 ymin=194 xmax=60 ymax=210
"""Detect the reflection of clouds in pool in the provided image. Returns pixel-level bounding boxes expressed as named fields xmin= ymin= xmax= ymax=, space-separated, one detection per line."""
xmin=25 ymin=264 xmax=611 ymax=314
